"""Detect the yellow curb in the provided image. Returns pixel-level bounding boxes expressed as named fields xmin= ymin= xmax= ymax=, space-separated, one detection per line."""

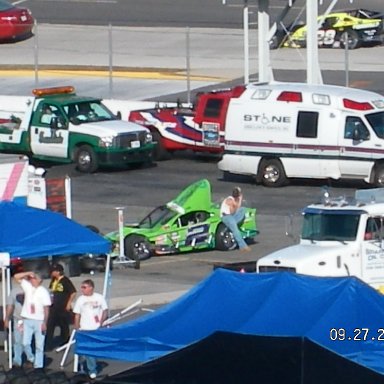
xmin=0 ymin=69 xmax=225 ymax=82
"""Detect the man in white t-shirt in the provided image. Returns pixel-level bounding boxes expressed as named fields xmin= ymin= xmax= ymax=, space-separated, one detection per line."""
xmin=14 ymin=271 xmax=51 ymax=369
xmin=220 ymin=186 xmax=251 ymax=252
xmin=73 ymin=279 xmax=108 ymax=380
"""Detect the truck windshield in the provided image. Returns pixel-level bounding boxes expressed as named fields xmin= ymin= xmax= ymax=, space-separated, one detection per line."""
xmin=301 ymin=211 xmax=361 ymax=241
xmin=366 ymin=111 xmax=384 ymax=139
xmin=64 ymin=101 xmax=117 ymax=124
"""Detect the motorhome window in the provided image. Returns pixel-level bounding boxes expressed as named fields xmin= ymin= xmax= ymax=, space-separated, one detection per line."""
xmin=296 ymin=111 xmax=318 ymax=138
xmin=301 ymin=212 xmax=360 ymax=241
xmin=203 ymin=99 xmax=223 ymax=118
xmin=366 ymin=112 xmax=384 ymax=139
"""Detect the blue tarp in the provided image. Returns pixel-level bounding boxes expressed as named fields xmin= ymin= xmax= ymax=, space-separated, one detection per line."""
xmin=76 ymin=269 xmax=384 ymax=375
xmin=0 ymin=201 xmax=110 ymax=258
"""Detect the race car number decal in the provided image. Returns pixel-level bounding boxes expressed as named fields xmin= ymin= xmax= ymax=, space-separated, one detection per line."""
xmin=185 ymin=224 xmax=210 ymax=246
xmin=318 ymin=29 xmax=337 ymax=46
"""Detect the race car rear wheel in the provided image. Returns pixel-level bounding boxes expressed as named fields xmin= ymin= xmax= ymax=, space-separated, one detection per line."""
xmin=340 ymin=30 xmax=360 ymax=50
xmin=215 ymin=223 xmax=237 ymax=251
xmin=124 ymin=235 xmax=152 ymax=261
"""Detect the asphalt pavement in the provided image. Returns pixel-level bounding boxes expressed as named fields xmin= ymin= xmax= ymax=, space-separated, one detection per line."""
xmin=1 ymin=23 xmax=384 ymax=379
xmin=1 ymin=24 xmax=384 ymax=313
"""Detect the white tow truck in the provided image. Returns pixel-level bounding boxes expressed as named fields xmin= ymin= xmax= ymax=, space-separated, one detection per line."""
xmin=0 ymin=86 xmax=155 ymax=173
xmin=257 ymin=188 xmax=384 ymax=291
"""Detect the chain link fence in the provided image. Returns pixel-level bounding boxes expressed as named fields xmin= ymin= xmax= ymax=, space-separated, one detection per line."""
xmin=0 ymin=24 xmax=257 ymax=99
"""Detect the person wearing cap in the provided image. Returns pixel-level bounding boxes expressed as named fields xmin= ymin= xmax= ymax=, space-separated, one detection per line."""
xmin=220 ymin=186 xmax=251 ymax=252
xmin=45 ymin=263 xmax=77 ymax=351
xmin=14 ymin=271 xmax=51 ymax=369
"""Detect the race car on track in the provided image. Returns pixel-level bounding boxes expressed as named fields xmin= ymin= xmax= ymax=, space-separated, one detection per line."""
xmin=270 ymin=8 xmax=384 ymax=50
xmin=105 ymin=179 xmax=258 ymax=261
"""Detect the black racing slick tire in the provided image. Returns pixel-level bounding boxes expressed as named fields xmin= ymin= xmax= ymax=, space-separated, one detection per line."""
xmin=215 ymin=223 xmax=237 ymax=251
xmin=259 ymin=158 xmax=288 ymax=187
xmin=124 ymin=235 xmax=152 ymax=261
xmin=75 ymin=145 xmax=99 ymax=173
xmin=340 ymin=30 xmax=360 ymax=50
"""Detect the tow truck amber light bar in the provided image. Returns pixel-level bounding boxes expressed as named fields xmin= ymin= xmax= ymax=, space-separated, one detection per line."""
xmin=32 ymin=86 xmax=75 ymax=97
xmin=277 ymin=91 xmax=303 ymax=102
xmin=343 ymin=98 xmax=373 ymax=111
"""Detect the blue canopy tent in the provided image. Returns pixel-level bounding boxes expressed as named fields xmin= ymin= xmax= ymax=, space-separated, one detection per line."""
xmin=77 ymin=269 xmax=384 ymax=378
xmin=0 ymin=201 xmax=110 ymax=258
xmin=0 ymin=201 xmax=111 ymax=369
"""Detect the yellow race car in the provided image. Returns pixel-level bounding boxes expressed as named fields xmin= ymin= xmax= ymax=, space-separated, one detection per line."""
xmin=271 ymin=9 xmax=384 ymax=50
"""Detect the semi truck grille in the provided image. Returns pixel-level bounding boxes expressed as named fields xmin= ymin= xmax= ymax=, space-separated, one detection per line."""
xmin=114 ymin=132 xmax=147 ymax=147
xmin=258 ymin=266 xmax=296 ymax=273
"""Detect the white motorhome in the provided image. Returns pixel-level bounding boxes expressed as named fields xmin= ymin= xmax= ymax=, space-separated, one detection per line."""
xmin=218 ymin=82 xmax=384 ymax=187
xmin=257 ymin=188 xmax=384 ymax=290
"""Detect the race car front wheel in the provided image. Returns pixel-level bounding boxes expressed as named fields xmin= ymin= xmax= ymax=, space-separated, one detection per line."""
xmin=340 ymin=30 xmax=360 ymax=50
xmin=215 ymin=223 xmax=237 ymax=251
xmin=124 ymin=235 xmax=152 ymax=261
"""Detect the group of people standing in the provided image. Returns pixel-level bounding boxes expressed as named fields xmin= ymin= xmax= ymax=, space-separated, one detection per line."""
xmin=4 ymin=264 xmax=108 ymax=380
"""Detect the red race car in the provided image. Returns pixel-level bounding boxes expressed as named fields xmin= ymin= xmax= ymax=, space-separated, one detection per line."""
xmin=0 ymin=0 xmax=34 ymax=42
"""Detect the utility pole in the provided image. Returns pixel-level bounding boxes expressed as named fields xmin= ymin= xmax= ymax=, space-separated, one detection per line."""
xmin=257 ymin=0 xmax=272 ymax=82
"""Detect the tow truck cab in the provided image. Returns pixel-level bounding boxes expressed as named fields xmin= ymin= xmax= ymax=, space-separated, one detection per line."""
xmin=257 ymin=188 xmax=384 ymax=290
xmin=0 ymin=86 xmax=154 ymax=173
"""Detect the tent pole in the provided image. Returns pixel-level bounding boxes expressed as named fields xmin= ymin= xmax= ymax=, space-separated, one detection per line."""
xmin=60 ymin=328 xmax=76 ymax=367
xmin=2 ymin=267 xmax=9 ymax=352
xmin=103 ymin=253 xmax=111 ymax=300
xmin=6 ymin=267 xmax=12 ymax=368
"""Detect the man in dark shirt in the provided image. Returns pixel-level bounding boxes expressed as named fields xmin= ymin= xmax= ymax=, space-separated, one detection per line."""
xmin=45 ymin=263 xmax=76 ymax=350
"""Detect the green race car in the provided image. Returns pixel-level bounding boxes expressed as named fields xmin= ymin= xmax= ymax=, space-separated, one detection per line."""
xmin=105 ymin=179 xmax=258 ymax=261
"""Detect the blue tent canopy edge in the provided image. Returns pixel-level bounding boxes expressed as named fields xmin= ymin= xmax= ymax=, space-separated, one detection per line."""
xmin=76 ymin=269 xmax=384 ymax=376
xmin=0 ymin=201 xmax=111 ymax=258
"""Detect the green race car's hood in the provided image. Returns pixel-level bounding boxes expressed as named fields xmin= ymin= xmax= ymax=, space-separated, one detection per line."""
xmin=167 ymin=179 xmax=212 ymax=214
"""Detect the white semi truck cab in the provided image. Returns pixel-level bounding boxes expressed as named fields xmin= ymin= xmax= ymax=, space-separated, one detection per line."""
xmin=257 ymin=188 xmax=384 ymax=290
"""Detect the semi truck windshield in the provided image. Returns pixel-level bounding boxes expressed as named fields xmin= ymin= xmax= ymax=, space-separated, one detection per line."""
xmin=301 ymin=211 xmax=360 ymax=241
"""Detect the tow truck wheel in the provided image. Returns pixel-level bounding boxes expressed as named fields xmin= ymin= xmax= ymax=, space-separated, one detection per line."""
xmin=124 ymin=235 xmax=152 ymax=261
xmin=75 ymin=145 xmax=98 ymax=173
xmin=340 ymin=30 xmax=360 ymax=50
xmin=259 ymin=159 xmax=287 ymax=187
xmin=152 ymin=132 xmax=171 ymax=161
xmin=215 ymin=223 xmax=237 ymax=251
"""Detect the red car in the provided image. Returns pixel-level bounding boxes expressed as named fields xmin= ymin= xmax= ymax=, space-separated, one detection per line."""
xmin=0 ymin=0 xmax=34 ymax=42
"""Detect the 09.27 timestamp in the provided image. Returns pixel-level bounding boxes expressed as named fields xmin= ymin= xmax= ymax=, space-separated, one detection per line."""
xmin=330 ymin=328 xmax=384 ymax=341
